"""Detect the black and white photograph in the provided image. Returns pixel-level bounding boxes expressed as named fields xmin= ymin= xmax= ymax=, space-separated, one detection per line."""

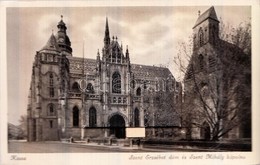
xmin=0 ymin=1 xmax=259 ymax=165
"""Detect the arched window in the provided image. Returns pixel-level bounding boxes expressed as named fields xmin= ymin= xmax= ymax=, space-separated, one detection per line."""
xmin=49 ymin=73 xmax=54 ymax=86
xmin=89 ymin=107 xmax=97 ymax=127
xmin=155 ymin=81 xmax=159 ymax=91
xmin=73 ymin=106 xmax=79 ymax=127
xmin=136 ymin=87 xmax=141 ymax=96
xmin=134 ymin=108 xmax=140 ymax=127
xmin=112 ymin=72 xmax=121 ymax=93
xmin=143 ymin=80 xmax=148 ymax=90
xmin=86 ymin=83 xmax=94 ymax=93
xmin=162 ymin=80 xmax=166 ymax=91
xmin=49 ymin=73 xmax=54 ymax=97
xmin=199 ymin=54 xmax=204 ymax=70
xmin=131 ymin=79 xmax=136 ymax=89
xmin=199 ymin=28 xmax=204 ymax=46
xmin=72 ymin=82 xmax=80 ymax=92
xmin=48 ymin=103 xmax=55 ymax=116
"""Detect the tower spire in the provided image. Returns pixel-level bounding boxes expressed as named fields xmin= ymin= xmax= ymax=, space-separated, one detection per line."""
xmin=104 ymin=17 xmax=110 ymax=47
xmin=126 ymin=45 xmax=129 ymax=59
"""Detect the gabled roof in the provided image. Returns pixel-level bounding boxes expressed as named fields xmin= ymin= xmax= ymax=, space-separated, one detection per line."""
xmin=193 ymin=6 xmax=219 ymax=29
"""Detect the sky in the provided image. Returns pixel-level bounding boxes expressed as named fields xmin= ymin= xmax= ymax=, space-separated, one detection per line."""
xmin=6 ymin=6 xmax=250 ymax=125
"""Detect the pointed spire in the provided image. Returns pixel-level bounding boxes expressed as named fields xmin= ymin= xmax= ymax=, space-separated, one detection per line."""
xmin=96 ymin=49 xmax=100 ymax=62
xmin=104 ymin=17 xmax=110 ymax=46
xmin=40 ymin=33 xmax=60 ymax=52
xmin=126 ymin=45 xmax=129 ymax=59
xmin=97 ymin=49 xmax=100 ymax=56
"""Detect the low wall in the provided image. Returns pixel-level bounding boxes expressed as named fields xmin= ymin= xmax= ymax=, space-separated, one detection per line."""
xmin=143 ymin=139 xmax=252 ymax=151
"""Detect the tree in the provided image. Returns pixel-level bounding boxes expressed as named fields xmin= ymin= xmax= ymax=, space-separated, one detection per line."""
xmin=18 ymin=115 xmax=28 ymax=139
xmin=8 ymin=123 xmax=24 ymax=140
xmin=174 ymin=20 xmax=251 ymax=141
xmin=143 ymin=87 xmax=181 ymax=138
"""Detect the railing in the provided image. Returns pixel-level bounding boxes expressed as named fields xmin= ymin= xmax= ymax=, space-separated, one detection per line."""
xmin=133 ymin=96 xmax=141 ymax=102
xmin=111 ymin=95 xmax=127 ymax=105
xmin=68 ymin=92 xmax=82 ymax=98
xmin=86 ymin=94 xmax=101 ymax=100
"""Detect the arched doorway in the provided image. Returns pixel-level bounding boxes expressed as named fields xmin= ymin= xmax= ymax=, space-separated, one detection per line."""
xmin=200 ymin=122 xmax=211 ymax=140
xmin=109 ymin=114 xmax=126 ymax=139
xmin=73 ymin=106 xmax=79 ymax=127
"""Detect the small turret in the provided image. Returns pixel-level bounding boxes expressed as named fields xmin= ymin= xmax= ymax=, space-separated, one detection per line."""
xmin=96 ymin=49 xmax=101 ymax=72
xmin=97 ymin=49 xmax=100 ymax=61
xmin=55 ymin=15 xmax=73 ymax=55
xmin=126 ymin=45 xmax=129 ymax=60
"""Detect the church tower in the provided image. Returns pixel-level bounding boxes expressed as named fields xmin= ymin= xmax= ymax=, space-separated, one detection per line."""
xmin=27 ymin=16 xmax=71 ymax=141
xmin=193 ymin=6 xmax=220 ymax=50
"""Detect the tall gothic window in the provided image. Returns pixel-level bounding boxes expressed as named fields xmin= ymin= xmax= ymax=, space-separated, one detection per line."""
xmin=89 ymin=107 xmax=97 ymax=127
xmin=199 ymin=28 xmax=204 ymax=46
xmin=86 ymin=83 xmax=94 ymax=93
xmin=49 ymin=73 xmax=54 ymax=97
xmin=112 ymin=72 xmax=121 ymax=93
xmin=134 ymin=108 xmax=140 ymax=127
xmin=73 ymin=106 xmax=79 ymax=127
xmin=136 ymin=87 xmax=141 ymax=96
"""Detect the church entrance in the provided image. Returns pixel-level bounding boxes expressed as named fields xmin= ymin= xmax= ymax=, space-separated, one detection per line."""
xmin=109 ymin=114 xmax=126 ymax=139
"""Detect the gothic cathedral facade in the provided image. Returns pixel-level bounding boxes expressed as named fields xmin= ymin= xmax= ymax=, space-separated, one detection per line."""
xmin=27 ymin=17 xmax=182 ymax=141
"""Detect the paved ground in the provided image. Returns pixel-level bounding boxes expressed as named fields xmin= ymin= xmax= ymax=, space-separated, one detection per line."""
xmin=9 ymin=141 xmax=187 ymax=153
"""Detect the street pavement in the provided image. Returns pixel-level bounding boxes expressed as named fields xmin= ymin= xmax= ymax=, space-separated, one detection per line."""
xmin=8 ymin=141 xmax=204 ymax=153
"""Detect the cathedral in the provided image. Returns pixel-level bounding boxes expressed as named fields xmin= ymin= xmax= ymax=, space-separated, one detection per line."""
xmin=183 ymin=7 xmax=251 ymax=140
xmin=27 ymin=16 xmax=182 ymax=141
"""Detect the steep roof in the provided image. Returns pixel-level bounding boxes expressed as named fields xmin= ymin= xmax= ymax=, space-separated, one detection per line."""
xmin=132 ymin=64 xmax=172 ymax=80
xmin=68 ymin=57 xmax=173 ymax=80
xmin=67 ymin=57 xmax=97 ymax=75
xmin=193 ymin=6 xmax=219 ymax=29
xmin=40 ymin=34 xmax=60 ymax=53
